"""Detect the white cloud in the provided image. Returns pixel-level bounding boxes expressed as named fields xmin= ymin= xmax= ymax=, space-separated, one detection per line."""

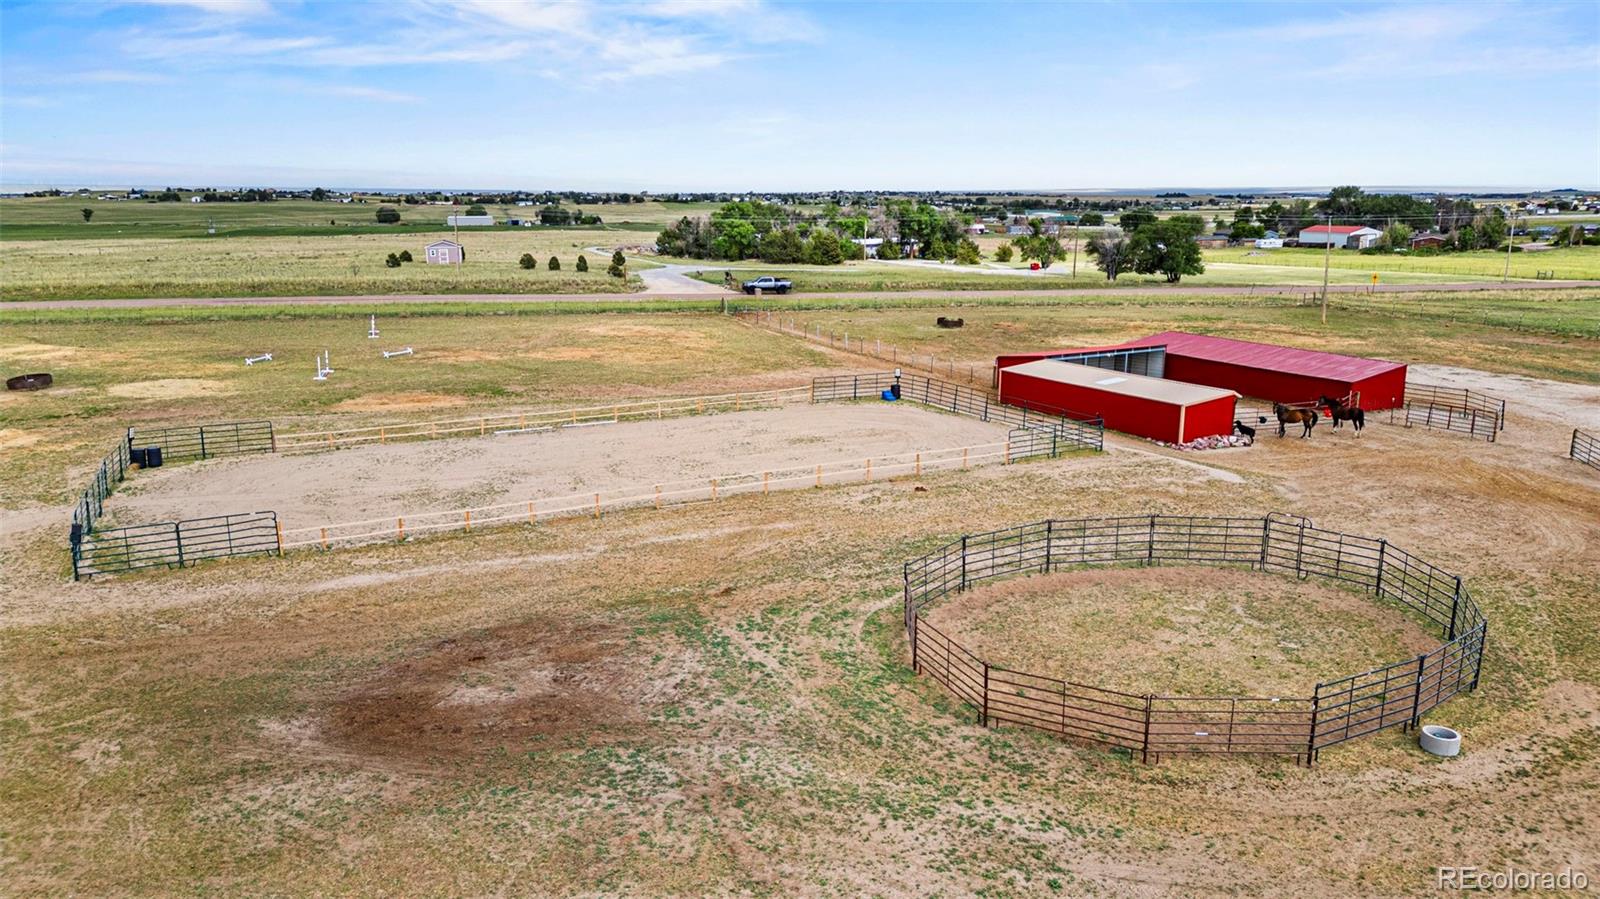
xmin=126 ymin=0 xmax=275 ymax=16
xmin=307 ymin=84 xmax=420 ymax=103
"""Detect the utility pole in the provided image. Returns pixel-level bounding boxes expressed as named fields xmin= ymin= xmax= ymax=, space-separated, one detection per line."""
xmin=1071 ymin=215 xmax=1081 ymax=278
xmin=454 ymin=206 xmax=461 ymax=269
xmin=1321 ymin=212 xmax=1332 ymax=325
xmin=1502 ymin=210 xmax=1514 ymax=283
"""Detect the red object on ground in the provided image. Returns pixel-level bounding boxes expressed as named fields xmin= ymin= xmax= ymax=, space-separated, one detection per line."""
xmin=995 ymin=330 xmax=1407 ymax=410
xmin=997 ymin=359 xmax=1238 ymax=444
xmin=1029 ymin=262 xmax=1041 ymax=270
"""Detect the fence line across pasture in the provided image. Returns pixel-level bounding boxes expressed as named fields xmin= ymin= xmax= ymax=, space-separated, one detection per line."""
xmin=735 ymin=308 xmax=996 ymax=387
xmin=273 ymin=386 xmax=813 ymax=451
xmin=279 ymin=435 xmax=1059 ymax=552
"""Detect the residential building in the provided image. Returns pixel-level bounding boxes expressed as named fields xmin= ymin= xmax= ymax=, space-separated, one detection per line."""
xmin=1298 ymin=224 xmax=1383 ymax=249
xmin=424 ymin=239 xmax=464 ymax=264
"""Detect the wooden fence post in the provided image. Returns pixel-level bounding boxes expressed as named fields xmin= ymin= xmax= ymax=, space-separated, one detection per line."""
xmin=655 ymin=485 xmax=662 ymax=510
xmin=866 ymin=458 xmax=872 ymax=482
xmin=914 ymin=452 xmax=921 ymax=477
xmin=397 ymin=517 xmax=405 ymax=541
xmin=593 ymin=494 xmax=601 ymax=519
xmin=763 ymin=471 xmax=770 ymax=496
xmin=275 ymin=520 xmax=284 ymax=555
xmin=710 ymin=478 xmax=718 ymax=500
xmin=320 ymin=527 xmax=329 ymax=550
xmin=815 ymin=464 xmax=821 ymax=487
xmin=464 ymin=510 xmax=471 ymax=532
xmin=528 ymin=502 xmax=536 ymax=524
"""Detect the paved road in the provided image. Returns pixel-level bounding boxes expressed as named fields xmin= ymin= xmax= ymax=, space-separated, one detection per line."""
xmin=2 ymin=279 xmax=1595 ymax=311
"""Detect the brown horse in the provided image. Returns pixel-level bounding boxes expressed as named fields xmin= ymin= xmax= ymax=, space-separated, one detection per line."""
xmin=1274 ymin=403 xmax=1318 ymax=438
xmin=1320 ymin=395 xmax=1365 ymax=435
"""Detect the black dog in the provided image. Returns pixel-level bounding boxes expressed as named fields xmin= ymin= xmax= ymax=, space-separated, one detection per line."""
xmin=1233 ymin=420 xmax=1256 ymax=444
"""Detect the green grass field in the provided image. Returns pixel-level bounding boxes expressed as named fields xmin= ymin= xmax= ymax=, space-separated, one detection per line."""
xmin=0 ymin=231 xmax=650 ymax=300
xmin=1207 ymin=244 xmax=1600 ymax=281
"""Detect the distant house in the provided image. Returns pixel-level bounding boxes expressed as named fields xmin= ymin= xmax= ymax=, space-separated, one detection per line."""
xmin=1254 ymin=237 xmax=1284 ymax=249
xmin=965 ymin=222 xmax=986 ymax=235
xmin=424 ymin=239 xmax=464 ymax=264
xmin=189 ymin=196 xmax=204 ymax=204
xmin=1195 ymin=233 xmax=1231 ymax=248
xmin=446 ymin=214 xmax=495 ymax=227
xmin=1409 ymin=232 xmax=1448 ymax=250
xmin=1298 ymin=224 xmax=1382 ymax=249
xmin=851 ymin=237 xmax=885 ymax=258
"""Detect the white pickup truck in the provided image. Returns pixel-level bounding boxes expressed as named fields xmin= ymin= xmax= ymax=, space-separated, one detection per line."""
xmin=740 ymin=276 xmax=792 ymax=295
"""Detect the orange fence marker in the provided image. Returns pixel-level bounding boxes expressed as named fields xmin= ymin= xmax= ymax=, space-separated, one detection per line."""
xmin=520 ymin=414 xmax=526 ymax=429
xmin=593 ymin=494 xmax=601 ymax=519
xmin=480 ymin=418 xmax=486 ymax=436
xmin=464 ymin=510 xmax=472 ymax=532
xmin=528 ymin=501 xmax=536 ymax=524
xmin=763 ymin=471 xmax=770 ymax=495
xmin=397 ymin=517 xmax=405 ymax=540
xmin=320 ymin=527 xmax=329 ymax=550
xmin=380 ymin=427 xmax=386 ymax=445
xmin=613 ymin=405 xmax=619 ymax=422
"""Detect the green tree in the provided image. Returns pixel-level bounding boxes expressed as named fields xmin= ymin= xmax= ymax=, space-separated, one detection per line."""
xmin=1016 ymin=233 xmax=1064 ymax=267
xmin=608 ymin=249 xmax=626 ymax=278
xmin=465 ymin=204 xmax=487 ymax=216
xmin=955 ymin=238 xmax=981 ymax=265
xmin=804 ymin=230 xmax=845 ymax=265
xmin=385 ymin=253 xmax=401 ymax=268
xmin=1454 ymin=225 xmax=1477 ymax=252
xmin=310 ymin=187 xmax=328 ymax=201
xmin=1085 ymin=237 xmax=1132 ymax=281
xmin=1231 ymin=222 xmax=1267 ymax=240
xmin=80 ymin=207 xmax=94 ymax=223
xmin=519 ymin=253 xmax=536 ymax=269
xmin=1079 ymin=211 xmax=1104 ymax=226
xmin=375 ymin=205 xmax=401 ymax=224
xmin=398 ymin=250 xmax=413 ymax=262
xmin=1167 ymin=214 xmax=1207 ymax=237
xmin=1477 ymin=213 xmax=1507 ymax=249
xmin=1118 ymin=209 xmax=1157 ymax=232
xmin=877 ymin=239 xmax=902 ymax=260
xmin=1130 ymin=222 xmax=1204 ymax=282
xmin=1380 ymin=222 xmax=1413 ymax=251
xmin=994 ymin=242 xmax=1014 ymax=262
xmin=714 ymin=219 xmax=759 ymax=260
xmin=576 ymin=254 xmax=589 ymax=271
xmin=759 ymin=228 xmax=805 ymax=263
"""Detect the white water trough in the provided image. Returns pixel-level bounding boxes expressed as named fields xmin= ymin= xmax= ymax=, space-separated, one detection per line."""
xmin=382 ymin=347 xmax=414 ymax=359
xmin=244 ymin=352 xmax=273 ymax=366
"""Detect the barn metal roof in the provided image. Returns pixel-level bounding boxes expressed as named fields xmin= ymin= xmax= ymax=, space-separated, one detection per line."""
xmin=1001 ymin=359 xmax=1238 ymax=407
xmin=1003 ymin=331 xmax=1405 ymax=383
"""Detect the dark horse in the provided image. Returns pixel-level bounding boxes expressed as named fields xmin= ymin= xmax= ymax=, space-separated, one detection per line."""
xmin=1320 ymin=395 xmax=1365 ymax=435
xmin=1274 ymin=403 xmax=1318 ymax=438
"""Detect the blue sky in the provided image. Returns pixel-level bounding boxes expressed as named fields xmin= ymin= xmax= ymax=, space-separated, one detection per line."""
xmin=2 ymin=0 xmax=1597 ymax=191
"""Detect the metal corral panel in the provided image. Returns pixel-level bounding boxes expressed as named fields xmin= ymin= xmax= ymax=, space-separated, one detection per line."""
xmin=998 ymin=360 xmax=1237 ymax=444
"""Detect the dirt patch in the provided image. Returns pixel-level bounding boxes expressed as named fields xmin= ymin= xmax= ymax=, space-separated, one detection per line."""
xmin=332 ymin=392 xmax=469 ymax=412
xmin=0 ymin=428 xmax=43 ymax=450
xmin=324 ymin=616 xmax=694 ymax=764
xmin=105 ymin=378 xmax=234 ymax=400
xmin=924 ymin=567 xmax=1440 ymax=697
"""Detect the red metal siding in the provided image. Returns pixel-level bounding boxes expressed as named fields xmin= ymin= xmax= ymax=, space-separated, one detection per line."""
xmin=1000 ymin=369 xmax=1188 ymax=443
xmin=1181 ymin=394 xmax=1239 ymax=442
xmin=1163 ymin=355 xmax=1407 ymax=410
xmin=1350 ymin=368 xmax=1408 ymax=411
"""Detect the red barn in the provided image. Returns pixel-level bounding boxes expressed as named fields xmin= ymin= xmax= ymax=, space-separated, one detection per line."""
xmin=997 ymin=359 xmax=1238 ymax=444
xmin=996 ymin=331 xmax=1407 ymax=411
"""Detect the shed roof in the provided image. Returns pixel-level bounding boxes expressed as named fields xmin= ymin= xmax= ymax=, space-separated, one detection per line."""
xmin=1003 ymin=330 xmax=1406 ymax=382
xmin=1301 ymin=224 xmax=1380 ymax=235
xmin=1002 ymin=359 xmax=1238 ymax=407
xmin=426 ymin=239 xmax=462 ymax=248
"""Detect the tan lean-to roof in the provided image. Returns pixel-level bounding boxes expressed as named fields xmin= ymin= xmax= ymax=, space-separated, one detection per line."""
xmin=1001 ymin=359 xmax=1239 ymax=407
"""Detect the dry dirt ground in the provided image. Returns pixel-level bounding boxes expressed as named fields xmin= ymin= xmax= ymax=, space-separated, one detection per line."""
xmin=924 ymin=567 xmax=1442 ymax=698
xmin=104 ymin=403 xmax=1010 ymax=533
xmin=3 ymin=358 xmax=1599 ymax=897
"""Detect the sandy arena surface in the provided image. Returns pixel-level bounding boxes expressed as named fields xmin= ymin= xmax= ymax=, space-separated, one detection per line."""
xmin=105 ymin=402 xmax=1010 ymax=530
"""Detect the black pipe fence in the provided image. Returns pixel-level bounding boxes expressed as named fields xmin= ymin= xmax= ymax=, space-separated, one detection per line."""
xmin=68 ymin=420 xmax=280 ymax=580
xmin=128 ymin=420 xmax=275 ymax=461
xmin=72 ymin=512 xmax=280 ymax=579
xmin=903 ymin=514 xmax=1486 ymax=764
xmin=1395 ymin=384 xmax=1505 ymax=442
xmin=812 ymin=372 xmax=1105 ymax=453
xmin=1571 ymin=428 xmax=1599 ymax=472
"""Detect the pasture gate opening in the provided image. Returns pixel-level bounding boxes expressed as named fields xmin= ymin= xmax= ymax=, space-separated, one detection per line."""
xmin=1571 ymin=429 xmax=1600 ymax=472
xmin=903 ymin=514 xmax=1486 ymax=764
xmin=1394 ymin=384 xmax=1506 ymax=442
xmin=811 ymin=372 xmax=1105 ymax=453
